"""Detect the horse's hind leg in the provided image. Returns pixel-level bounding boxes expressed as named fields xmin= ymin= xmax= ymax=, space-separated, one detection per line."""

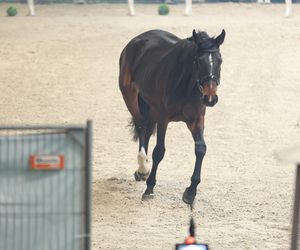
xmin=135 ymin=118 xmax=156 ymax=181
xmin=119 ymin=64 xmax=153 ymax=181
xmin=134 ymin=95 xmax=156 ymax=181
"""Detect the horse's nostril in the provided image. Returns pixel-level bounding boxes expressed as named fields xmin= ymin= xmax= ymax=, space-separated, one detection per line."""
xmin=215 ymin=95 xmax=218 ymax=104
xmin=203 ymin=95 xmax=209 ymax=103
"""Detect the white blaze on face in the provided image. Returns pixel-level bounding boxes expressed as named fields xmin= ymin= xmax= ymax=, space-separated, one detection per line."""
xmin=209 ymin=53 xmax=214 ymax=87
xmin=209 ymin=53 xmax=213 ymax=80
xmin=208 ymin=53 xmax=214 ymax=103
xmin=209 ymin=53 xmax=213 ymax=72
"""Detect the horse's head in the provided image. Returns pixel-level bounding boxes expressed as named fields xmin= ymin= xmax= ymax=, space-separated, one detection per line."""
xmin=192 ymin=29 xmax=225 ymax=107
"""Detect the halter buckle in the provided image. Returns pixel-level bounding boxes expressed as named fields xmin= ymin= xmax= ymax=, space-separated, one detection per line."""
xmin=198 ymin=84 xmax=203 ymax=94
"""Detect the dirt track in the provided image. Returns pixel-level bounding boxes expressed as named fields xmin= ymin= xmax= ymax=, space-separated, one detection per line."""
xmin=0 ymin=3 xmax=300 ymax=249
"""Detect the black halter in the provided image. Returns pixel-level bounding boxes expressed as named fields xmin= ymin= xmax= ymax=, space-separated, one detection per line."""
xmin=193 ymin=48 xmax=220 ymax=94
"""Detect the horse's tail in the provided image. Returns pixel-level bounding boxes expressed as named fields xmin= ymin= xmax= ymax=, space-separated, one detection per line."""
xmin=129 ymin=118 xmax=139 ymax=142
xmin=129 ymin=118 xmax=157 ymax=142
xmin=129 ymin=94 xmax=156 ymax=142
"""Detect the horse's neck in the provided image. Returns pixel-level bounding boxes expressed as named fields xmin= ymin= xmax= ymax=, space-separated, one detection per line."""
xmin=163 ymin=54 xmax=199 ymax=116
xmin=165 ymin=41 xmax=197 ymax=94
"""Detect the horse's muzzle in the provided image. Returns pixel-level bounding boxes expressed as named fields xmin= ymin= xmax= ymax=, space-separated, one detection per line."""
xmin=203 ymin=95 xmax=218 ymax=107
xmin=202 ymin=81 xmax=218 ymax=107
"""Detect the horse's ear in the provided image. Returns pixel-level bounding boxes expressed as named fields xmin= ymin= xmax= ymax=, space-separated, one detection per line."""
xmin=192 ymin=29 xmax=199 ymax=44
xmin=215 ymin=29 xmax=226 ymax=47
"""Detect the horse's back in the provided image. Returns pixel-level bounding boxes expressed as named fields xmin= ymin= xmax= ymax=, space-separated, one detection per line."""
xmin=120 ymin=30 xmax=180 ymax=74
xmin=134 ymin=29 xmax=180 ymax=47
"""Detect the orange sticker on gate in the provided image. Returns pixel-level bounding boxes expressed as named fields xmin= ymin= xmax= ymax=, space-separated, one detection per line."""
xmin=30 ymin=155 xmax=64 ymax=170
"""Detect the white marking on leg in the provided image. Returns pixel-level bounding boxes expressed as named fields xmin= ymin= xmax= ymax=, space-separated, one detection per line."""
xmin=137 ymin=147 xmax=149 ymax=174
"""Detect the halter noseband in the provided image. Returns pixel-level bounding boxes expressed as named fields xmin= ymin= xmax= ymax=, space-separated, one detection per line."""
xmin=194 ymin=48 xmax=220 ymax=95
xmin=196 ymin=75 xmax=219 ymax=93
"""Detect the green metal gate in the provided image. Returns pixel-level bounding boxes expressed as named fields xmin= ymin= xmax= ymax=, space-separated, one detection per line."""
xmin=0 ymin=121 xmax=92 ymax=250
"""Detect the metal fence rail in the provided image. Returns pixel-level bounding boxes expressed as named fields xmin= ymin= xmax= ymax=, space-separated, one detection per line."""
xmin=0 ymin=121 xmax=92 ymax=250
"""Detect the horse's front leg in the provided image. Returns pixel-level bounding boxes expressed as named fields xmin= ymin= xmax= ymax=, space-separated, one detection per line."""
xmin=183 ymin=116 xmax=206 ymax=205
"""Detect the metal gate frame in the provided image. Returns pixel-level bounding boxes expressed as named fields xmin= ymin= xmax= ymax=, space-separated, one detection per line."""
xmin=0 ymin=120 xmax=92 ymax=250
xmin=291 ymin=163 xmax=300 ymax=250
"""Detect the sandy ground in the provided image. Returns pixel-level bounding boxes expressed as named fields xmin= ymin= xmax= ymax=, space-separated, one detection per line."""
xmin=1 ymin=3 xmax=300 ymax=249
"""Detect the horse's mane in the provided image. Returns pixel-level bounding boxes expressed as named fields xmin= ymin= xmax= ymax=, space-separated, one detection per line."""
xmin=187 ymin=31 xmax=209 ymax=41
xmin=187 ymin=31 xmax=217 ymax=51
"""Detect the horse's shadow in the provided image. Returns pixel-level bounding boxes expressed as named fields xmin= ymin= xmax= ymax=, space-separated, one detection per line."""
xmin=93 ymin=176 xmax=213 ymax=212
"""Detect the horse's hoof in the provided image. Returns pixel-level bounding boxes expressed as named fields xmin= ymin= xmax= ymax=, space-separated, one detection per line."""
xmin=134 ymin=171 xmax=149 ymax=181
xmin=182 ymin=187 xmax=196 ymax=205
xmin=142 ymin=192 xmax=154 ymax=200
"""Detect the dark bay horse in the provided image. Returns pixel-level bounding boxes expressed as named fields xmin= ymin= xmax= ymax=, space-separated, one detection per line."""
xmin=119 ymin=29 xmax=225 ymax=204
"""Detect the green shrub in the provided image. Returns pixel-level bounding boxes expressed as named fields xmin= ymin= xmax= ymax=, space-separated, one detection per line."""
xmin=158 ymin=4 xmax=169 ymax=15
xmin=7 ymin=6 xmax=17 ymax=16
